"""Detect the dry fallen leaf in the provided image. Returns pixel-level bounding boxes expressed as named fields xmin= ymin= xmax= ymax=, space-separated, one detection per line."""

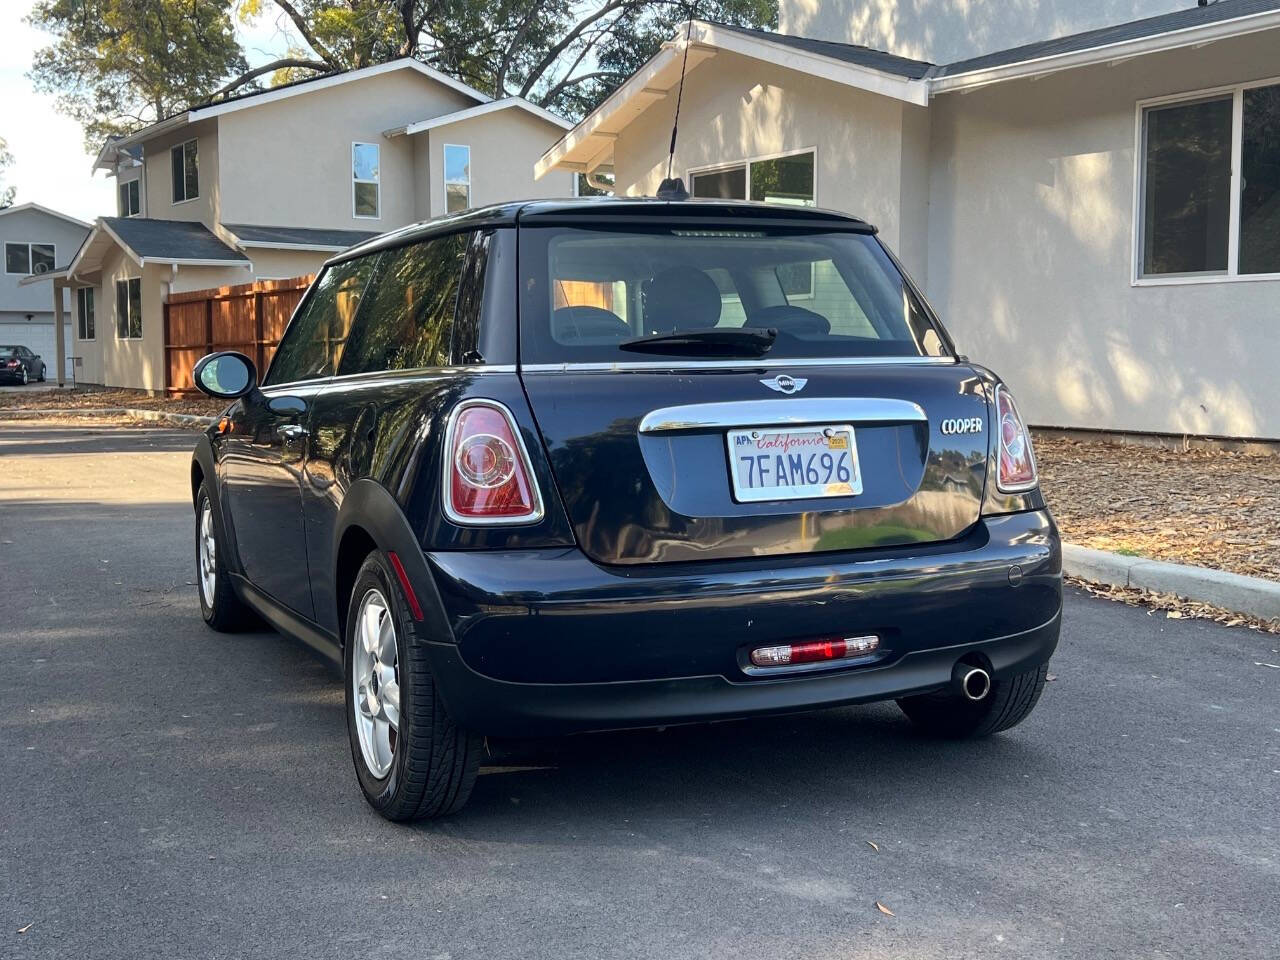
xmin=18 ymin=923 xmax=33 ymax=934
xmin=1166 ymin=610 xmax=1184 ymax=619
xmin=1045 ymin=673 xmax=1058 ymax=682
xmin=866 ymin=840 xmax=879 ymax=852
xmin=875 ymin=901 xmax=895 ymax=917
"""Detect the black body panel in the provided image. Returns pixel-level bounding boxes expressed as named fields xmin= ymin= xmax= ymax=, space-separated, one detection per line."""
xmin=428 ymin=509 xmax=1060 ymax=686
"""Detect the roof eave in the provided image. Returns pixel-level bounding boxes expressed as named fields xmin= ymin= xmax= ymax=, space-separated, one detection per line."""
xmin=931 ymin=6 xmax=1280 ymax=94
xmin=536 ymin=19 xmax=929 ymax=179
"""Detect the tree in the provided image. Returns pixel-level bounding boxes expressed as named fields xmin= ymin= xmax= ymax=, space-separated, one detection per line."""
xmin=0 ymin=138 xmax=14 ymax=208
xmin=31 ymin=0 xmax=776 ymax=149
xmin=28 ymin=0 xmax=248 ymax=150
xmin=233 ymin=1 xmax=777 ymax=117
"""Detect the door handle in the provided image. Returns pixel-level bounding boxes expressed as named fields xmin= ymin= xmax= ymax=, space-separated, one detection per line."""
xmin=278 ymin=424 xmax=308 ymax=441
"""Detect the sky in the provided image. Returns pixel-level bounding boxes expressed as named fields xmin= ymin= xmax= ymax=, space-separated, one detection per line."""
xmin=0 ymin=4 xmax=300 ymax=222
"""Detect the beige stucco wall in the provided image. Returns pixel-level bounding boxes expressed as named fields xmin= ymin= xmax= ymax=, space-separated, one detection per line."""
xmin=217 ymin=70 xmax=477 ymax=231
xmin=779 ymin=0 xmax=1188 ymax=64
xmin=420 ymin=109 xmax=575 ymax=219
xmin=142 ymin=118 xmax=219 ymax=225
xmin=234 ymin=249 xmax=325 ymax=282
xmin=93 ymin=247 xmax=166 ymax=391
xmin=612 ymin=52 xmax=926 ymax=277
xmin=927 ymin=32 xmax=1280 ymax=439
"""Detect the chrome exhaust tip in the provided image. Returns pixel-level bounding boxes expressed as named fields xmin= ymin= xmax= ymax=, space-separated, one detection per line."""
xmin=953 ymin=663 xmax=992 ymax=702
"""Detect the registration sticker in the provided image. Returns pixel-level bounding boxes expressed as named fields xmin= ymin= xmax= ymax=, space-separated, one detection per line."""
xmin=727 ymin=424 xmax=863 ymax=503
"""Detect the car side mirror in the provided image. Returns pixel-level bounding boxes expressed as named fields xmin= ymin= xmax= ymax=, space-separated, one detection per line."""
xmin=193 ymin=351 xmax=258 ymax=400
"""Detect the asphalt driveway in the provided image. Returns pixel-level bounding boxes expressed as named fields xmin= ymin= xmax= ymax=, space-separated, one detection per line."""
xmin=1 ymin=423 xmax=1278 ymax=959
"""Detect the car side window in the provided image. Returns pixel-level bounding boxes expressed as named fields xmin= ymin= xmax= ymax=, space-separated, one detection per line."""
xmin=265 ymin=255 xmax=377 ymax=386
xmin=338 ymin=232 xmax=468 ymax=376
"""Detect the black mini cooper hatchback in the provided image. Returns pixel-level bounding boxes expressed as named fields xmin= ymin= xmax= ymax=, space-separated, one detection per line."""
xmin=192 ymin=198 xmax=1061 ymax=821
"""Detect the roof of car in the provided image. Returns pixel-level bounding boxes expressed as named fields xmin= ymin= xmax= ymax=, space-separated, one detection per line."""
xmin=334 ymin=196 xmax=875 ymax=263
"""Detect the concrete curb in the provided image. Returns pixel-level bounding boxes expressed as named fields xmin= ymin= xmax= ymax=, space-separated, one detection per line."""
xmin=0 ymin=407 xmax=216 ymax=427
xmin=1063 ymin=543 xmax=1280 ymax=622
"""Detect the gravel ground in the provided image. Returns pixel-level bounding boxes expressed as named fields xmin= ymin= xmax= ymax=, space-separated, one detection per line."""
xmin=1036 ymin=433 xmax=1280 ymax=582
xmin=0 ymin=385 xmax=223 ymax=417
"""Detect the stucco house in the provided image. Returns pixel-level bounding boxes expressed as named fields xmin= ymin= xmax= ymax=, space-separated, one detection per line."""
xmin=1 ymin=203 xmax=90 ymax=380
xmin=537 ymin=0 xmax=1280 ymax=441
xmin=37 ymin=58 xmax=573 ymax=391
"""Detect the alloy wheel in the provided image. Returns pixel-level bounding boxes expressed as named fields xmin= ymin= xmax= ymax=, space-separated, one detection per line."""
xmin=352 ymin=588 xmax=401 ymax=778
xmin=198 ymin=500 xmax=217 ymax=605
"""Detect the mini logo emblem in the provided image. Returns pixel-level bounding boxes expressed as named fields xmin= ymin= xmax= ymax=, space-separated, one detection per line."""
xmin=761 ymin=374 xmax=807 ymax=395
xmin=940 ymin=417 xmax=984 ymax=435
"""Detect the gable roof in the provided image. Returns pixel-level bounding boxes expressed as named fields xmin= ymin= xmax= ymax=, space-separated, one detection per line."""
xmin=0 ymin=203 xmax=91 ymax=231
xmin=384 ymin=97 xmax=573 ymax=138
xmin=99 ymin=58 xmax=493 ymax=162
xmin=538 ymin=5 xmax=1280 ymax=177
xmin=709 ymin=22 xmax=933 ymax=80
xmin=102 ymin=217 xmax=249 ymax=266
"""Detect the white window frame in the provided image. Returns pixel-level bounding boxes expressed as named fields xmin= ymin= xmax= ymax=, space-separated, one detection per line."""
xmin=686 ymin=146 xmax=819 ymax=205
xmin=352 ymin=142 xmax=381 ymax=220
xmin=4 ymin=241 xmax=56 ymax=276
xmin=118 ymin=178 xmax=141 ymax=217
xmin=115 ymin=277 xmax=143 ymax=341
xmin=1132 ymin=76 xmax=1280 ymax=287
xmin=77 ymin=287 xmax=96 ymax=341
xmin=443 ymin=143 xmax=471 ymax=213
xmin=171 ymin=138 xmax=199 ymax=205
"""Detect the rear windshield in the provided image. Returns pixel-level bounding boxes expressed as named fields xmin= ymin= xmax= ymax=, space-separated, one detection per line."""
xmin=0 ymin=347 xmax=17 ymax=357
xmin=518 ymin=226 xmax=949 ymax=364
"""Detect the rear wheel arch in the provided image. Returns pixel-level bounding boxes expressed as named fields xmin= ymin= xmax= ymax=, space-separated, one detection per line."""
xmin=332 ymin=479 xmax=457 ymax=650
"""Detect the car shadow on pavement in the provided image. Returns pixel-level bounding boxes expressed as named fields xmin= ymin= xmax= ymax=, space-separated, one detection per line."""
xmin=448 ymin=703 xmax=1058 ymax=834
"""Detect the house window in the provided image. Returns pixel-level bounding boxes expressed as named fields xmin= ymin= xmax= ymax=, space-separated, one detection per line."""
xmin=444 ymin=144 xmax=471 ymax=213
xmin=115 ymin=278 xmax=142 ymax=339
xmin=77 ymin=288 xmax=95 ymax=340
xmin=118 ymin=179 xmax=140 ymax=217
xmin=353 ymin=142 xmax=380 ymax=218
xmin=1139 ymin=80 xmax=1280 ymax=280
xmin=171 ymin=139 xmax=199 ymax=203
xmin=5 ymin=242 xmax=55 ymax=275
xmin=690 ymin=149 xmax=816 ymax=205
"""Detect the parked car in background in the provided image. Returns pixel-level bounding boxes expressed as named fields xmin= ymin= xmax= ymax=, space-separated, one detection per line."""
xmin=189 ymin=197 xmax=1062 ymax=822
xmin=0 ymin=346 xmax=46 ymax=385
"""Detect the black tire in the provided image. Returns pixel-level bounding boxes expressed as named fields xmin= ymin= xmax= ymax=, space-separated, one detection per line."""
xmin=20 ymin=367 xmax=28 ymax=385
xmin=37 ymin=364 xmax=45 ymax=382
xmin=195 ymin=483 xmax=252 ymax=631
xmin=897 ymin=663 xmax=1049 ymax=738
xmin=345 ymin=553 xmax=481 ymax=821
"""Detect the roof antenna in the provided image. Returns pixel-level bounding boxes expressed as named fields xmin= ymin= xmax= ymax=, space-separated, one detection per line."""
xmin=655 ymin=13 xmax=696 ymax=200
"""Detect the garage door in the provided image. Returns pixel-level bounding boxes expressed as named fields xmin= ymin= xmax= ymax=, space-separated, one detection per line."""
xmin=0 ymin=321 xmax=73 ymax=381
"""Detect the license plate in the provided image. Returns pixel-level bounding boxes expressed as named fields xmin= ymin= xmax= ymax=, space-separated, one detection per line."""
xmin=727 ymin=424 xmax=863 ymax=503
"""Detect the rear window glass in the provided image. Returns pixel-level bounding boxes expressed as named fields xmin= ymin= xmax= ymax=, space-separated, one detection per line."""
xmin=519 ymin=226 xmax=948 ymax=364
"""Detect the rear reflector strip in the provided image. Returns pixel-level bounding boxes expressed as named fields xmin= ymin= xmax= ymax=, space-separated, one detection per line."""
xmin=386 ymin=551 xmax=424 ymax=622
xmin=750 ymin=635 xmax=880 ymax=669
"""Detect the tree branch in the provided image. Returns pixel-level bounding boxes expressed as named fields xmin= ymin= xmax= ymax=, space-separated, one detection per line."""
xmin=212 ymin=57 xmax=331 ymax=99
xmin=268 ymin=0 xmax=339 ymax=66
xmin=518 ymin=0 xmax=632 ymax=99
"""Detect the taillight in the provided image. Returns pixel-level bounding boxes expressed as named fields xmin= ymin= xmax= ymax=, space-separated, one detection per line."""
xmin=442 ymin=399 xmax=543 ymax=525
xmin=995 ymin=385 xmax=1037 ymax=493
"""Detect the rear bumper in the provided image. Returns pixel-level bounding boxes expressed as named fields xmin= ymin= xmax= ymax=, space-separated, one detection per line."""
xmin=423 ymin=509 xmax=1062 ymax=736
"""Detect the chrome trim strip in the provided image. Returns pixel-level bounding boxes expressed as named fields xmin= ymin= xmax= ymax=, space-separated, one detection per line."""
xmin=639 ymin=398 xmax=927 ymax=434
xmin=520 ymin=356 xmax=956 ymax=373
xmin=262 ymin=364 xmax=517 ymax=392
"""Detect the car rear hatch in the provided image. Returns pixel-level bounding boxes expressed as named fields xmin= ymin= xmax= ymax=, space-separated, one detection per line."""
xmin=514 ymin=208 xmax=990 ymax=566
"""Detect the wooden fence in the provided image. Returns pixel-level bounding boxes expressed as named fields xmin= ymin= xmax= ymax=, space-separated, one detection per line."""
xmin=164 ymin=275 xmax=313 ymax=394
